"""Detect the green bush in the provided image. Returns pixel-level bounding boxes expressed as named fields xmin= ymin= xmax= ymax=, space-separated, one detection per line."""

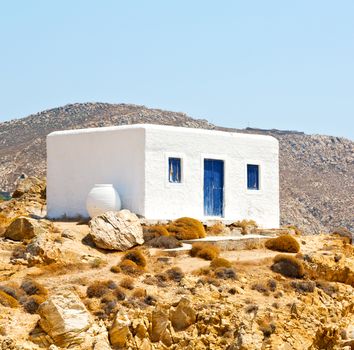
xmin=265 ymin=235 xmax=300 ymax=253
xmin=168 ymin=217 xmax=206 ymax=240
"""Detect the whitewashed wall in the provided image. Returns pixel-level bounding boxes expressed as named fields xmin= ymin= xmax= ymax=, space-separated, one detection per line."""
xmin=144 ymin=126 xmax=279 ymax=228
xmin=47 ymin=126 xmax=145 ymax=218
xmin=47 ymin=124 xmax=279 ymax=228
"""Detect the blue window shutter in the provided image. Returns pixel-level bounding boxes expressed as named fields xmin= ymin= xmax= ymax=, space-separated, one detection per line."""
xmin=247 ymin=164 xmax=259 ymax=190
xmin=169 ymin=158 xmax=181 ymax=183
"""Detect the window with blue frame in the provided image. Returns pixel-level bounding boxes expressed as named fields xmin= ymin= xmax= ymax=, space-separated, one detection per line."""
xmin=168 ymin=158 xmax=182 ymax=183
xmin=247 ymin=164 xmax=259 ymax=190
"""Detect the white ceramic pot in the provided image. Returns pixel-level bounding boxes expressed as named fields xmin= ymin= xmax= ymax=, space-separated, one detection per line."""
xmin=86 ymin=184 xmax=121 ymax=218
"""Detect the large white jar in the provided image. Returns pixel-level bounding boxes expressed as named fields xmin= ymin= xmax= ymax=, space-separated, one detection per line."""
xmin=86 ymin=184 xmax=121 ymax=218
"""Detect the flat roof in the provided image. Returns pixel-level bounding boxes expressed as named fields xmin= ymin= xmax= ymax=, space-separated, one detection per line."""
xmin=47 ymin=123 xmax=278 ymax=143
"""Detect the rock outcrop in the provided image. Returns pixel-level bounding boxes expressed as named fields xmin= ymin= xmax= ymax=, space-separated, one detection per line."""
xmin=169 ymin=297 xmax=196 ymax=331
xmin=38 ymin=290 xmax=91 ymax=347
xmin=4 ymin=217 xmax=46 ymax=241
xmin=12 ymin=176 xmax=46 ymax=199
xmin=89 ymin=210 xmax=144 ymax=251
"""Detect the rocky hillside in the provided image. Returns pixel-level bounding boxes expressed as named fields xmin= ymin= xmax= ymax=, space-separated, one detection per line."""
xmin=0 ymin=183 xmax=353 ymax=349
xmin=0 ymin=103 xmax=353 ymax=233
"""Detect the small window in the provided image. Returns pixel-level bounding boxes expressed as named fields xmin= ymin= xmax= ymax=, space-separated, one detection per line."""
xmin=168 ymin=158 xmax=182 ymax=183
xmin=247 ymin=164 xmax=259 ymax=190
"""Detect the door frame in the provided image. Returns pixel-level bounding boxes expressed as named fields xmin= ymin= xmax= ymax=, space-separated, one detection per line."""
xmin=202 ymin=156 xmax=226 ymax=218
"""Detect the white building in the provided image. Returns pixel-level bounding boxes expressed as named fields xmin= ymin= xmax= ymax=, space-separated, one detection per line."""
xmin=47 ymin=124 xmax=279 ymax=228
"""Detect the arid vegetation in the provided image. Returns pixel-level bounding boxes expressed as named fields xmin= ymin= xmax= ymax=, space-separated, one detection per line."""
xmin=0 ymin=181 xmax=353 ymax=349
xmin=265 ymin=234 xmax=301 ymax=253
xmin=167 ymin=217 xmax=206 ymax=240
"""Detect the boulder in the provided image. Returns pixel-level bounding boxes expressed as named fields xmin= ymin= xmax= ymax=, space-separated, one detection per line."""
xmin=38 ymin=290 xmax=91 ymax=347
xmin=150 ymin=304 xmax=172 ymax=346
xmin=12 ymin=176 xmax=46 ymax=199
xmin=170 ymin=297 xmax=196 ymax=331
xmin=109 ymin=313 xmax=132 ymax=347
xmin=5 ymin=217 xmax=46 ymax=241
xmin=25 ymin=232 xmax=60 ymax=266
xmin=89 ymin=210 xmax=144 ymax=251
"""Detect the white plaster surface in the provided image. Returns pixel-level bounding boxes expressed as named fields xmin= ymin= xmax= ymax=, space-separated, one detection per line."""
xmin=47 ymin=124 xmax=279 ymax=228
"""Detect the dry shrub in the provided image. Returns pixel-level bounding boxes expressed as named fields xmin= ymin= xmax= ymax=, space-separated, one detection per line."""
xmin=144 ymin=295 xmax=157 ymax=306
xmin=207 ymin=222 xmax=227 ymax=236
xmin=251 ymin=283 xmax=269 ymax=294
xmin=245 ymin=304 xmax=258 ymax=314
xmin=199 ymin=277 xmax=220 ymax=287
xmin=228 ymin=287 xmax=237 ymax=295
xmin=285 ymin=225 xmax=302 ymax=236
xmin=271 ymin=254 xmax=304 ymax=278
xmin=90 ymin=257 xmax=106 ymax=269
xmin=113 ymin=287 xmax=126 ymax=301
xmin=291 ymin=280 xmax=315 ymax=294
xmin=132 ymin=288 xmax=146 ymax=298
xmin=119 ymin=259 xmax=144 ymax=276
xmin=190 ymin=242 xmax=220 ymax=260
xmin=331 ymin=227 xmax=353 ymax=243
xmin=11 ymin=245 xmax=27 ymax=260
xmin=142 ymin=275 xmax=158 ymax=285
xmin=31 ymin=261 xmax=88 ymax=278
xmin=21 ymin=279 xmax=48 ymax=297
xmin=165 ymin=267 xmax=184 ymax=282
xmin=94 ymin=309 xmax=108 ymax=320
xmin=265 ymin=235 xmax=300 ymax=253
xmin=258 ymin=319 xmax=276 ymax=337
xmin=120 ymin=277 xmax=135 ymax=290
xmin=233 ymin=219 xmax=257 ymax=234
xmin=0 ymin=290 xmax=19 ymax=308
xmin=110 ymin=265 xmax=121 ymax=274
xmin=122 ymin=250 xmax=147 ymax=268
xmin=193 ymin=267 xmax=212 ymax=276
xmin=23 ymin=295 xmax=46 ymax=314
xmin=316 ymin=281 xmax=338 ymax=297
xmin=101 ymin=293 xmax=118 ymax=315
xmin=214 ymin=267 xmax=237 ymax=280
xmin=210 ymin=257 xmax=232 ymax=269
xmin=143 ymin=225 xmax=169 ymax=242
xmin=0 ymin=283 xmax=24 ymax=301
xmin=145 ymin=236 xmax=182 ymax=249
xmin=168 ymin=217 xmax=206 ymax=240
xmin=244 ymin=239 xmax=264 ymax=250
xmin=267 ymin=279 xmax=277 ymax=292
xmin=87 ymin=280 xmax=117 ymax=298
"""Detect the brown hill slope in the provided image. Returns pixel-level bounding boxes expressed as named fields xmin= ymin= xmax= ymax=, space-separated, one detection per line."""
xmin=0 ymin=102 xmax=353 ymax=233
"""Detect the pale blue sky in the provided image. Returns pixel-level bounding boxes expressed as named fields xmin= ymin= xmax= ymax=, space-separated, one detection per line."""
xmin=0 ymin=1 xmax=353 ymax=139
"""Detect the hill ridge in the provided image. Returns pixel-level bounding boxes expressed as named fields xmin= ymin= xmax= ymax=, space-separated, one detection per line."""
xmin=0 ymin=102 xmax=353 ymax=234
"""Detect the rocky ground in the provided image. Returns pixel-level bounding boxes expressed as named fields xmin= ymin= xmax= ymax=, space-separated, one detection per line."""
xmin=0 ymin=102 xmax=353 ymax=234
xmin=0 ymin=179 xmax=353 ymax=350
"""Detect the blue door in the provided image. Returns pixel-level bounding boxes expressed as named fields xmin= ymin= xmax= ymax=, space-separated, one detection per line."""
xmin=204 ymin=159 xmax=224 ymax=216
